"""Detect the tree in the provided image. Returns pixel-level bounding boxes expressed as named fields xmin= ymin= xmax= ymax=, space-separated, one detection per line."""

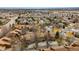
xmin=45 ymin=31 xmax=50 ymax=48
xmin=55 ymin=31 xmax=60 ymax=39
xmin=15 ymin=19 xmax=20 ymax=24
xmin=0 ymin=20 xmax=3 ymax=25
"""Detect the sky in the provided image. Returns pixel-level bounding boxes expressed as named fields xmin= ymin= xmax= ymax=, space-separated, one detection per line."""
xmin=0 ymin=0 xmax=79 ymax=7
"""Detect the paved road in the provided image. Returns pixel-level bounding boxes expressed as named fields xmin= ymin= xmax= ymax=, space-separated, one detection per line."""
xmin=26 ymin=41 xmax=58 ymax=50
xmin=0 ymin=16 xmax=18 ymax=37
xmin=4 ymin=17 xmax=18 ymax=28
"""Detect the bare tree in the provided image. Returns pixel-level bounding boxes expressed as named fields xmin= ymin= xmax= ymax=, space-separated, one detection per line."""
xmin=45 ymin=31 xmax=50 ymax=48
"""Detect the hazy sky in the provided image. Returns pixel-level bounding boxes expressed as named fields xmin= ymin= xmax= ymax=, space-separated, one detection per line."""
xmin=0 ymin=0 xmax=78 ymax=7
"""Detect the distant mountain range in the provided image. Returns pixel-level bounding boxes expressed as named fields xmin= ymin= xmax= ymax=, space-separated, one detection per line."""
xmin=0 ymin=7 xmax=79 ymax=10
xmin=0 ymin=7 xmax=79 ymax=13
